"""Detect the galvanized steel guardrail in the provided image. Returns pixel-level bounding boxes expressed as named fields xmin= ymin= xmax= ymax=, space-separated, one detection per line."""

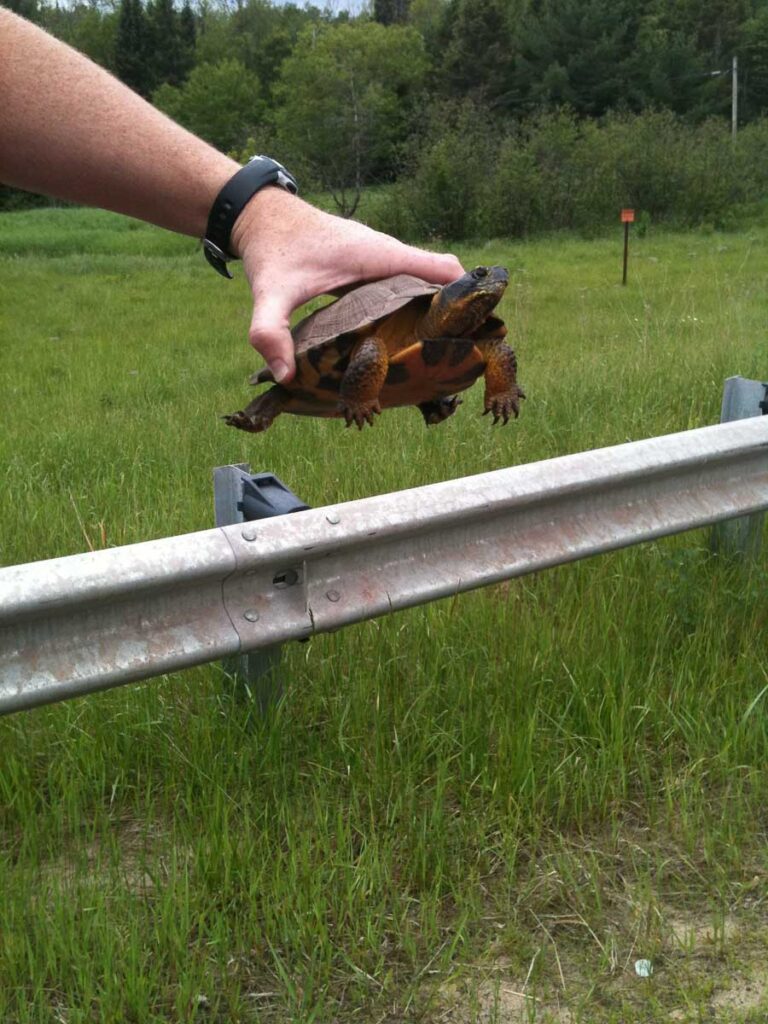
xmin=1 ymin=416 xmax=767 ymax=715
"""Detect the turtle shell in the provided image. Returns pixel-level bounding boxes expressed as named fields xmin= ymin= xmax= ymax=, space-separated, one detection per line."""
xmin=291 ymin=275 xmax=441 ymax=356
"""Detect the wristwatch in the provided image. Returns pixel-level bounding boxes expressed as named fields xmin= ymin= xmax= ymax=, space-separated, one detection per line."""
xmin=203 ymin=156 xmax=298 ymax=278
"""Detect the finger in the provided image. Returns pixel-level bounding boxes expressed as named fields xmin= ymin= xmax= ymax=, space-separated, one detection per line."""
xmin=328 ymin=250 xmax=464 ymax=299
xmin=248 ymin=295 xmax=295 ymax=383
xmin=334 ymin=235 xmax=464 ymax=292
xmin=383 ymin=243 xmax=465 ymax=285
xmin=329 ymin=249 xmax=464 ymax=297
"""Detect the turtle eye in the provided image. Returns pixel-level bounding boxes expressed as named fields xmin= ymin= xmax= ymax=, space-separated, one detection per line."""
xmin=471 ymin=266 xmax=489 ymax=279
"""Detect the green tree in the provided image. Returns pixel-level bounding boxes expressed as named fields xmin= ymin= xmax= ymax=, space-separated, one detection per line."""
xmin=640 ymin=0 xmax=753 ymax=118
xmin=41 ymin=3 xmax=118 ymax=70
xmin=4 ymin=0 xmax=41 ymax=22
xmin=658 ymin=0 xmax=752 ymax=64
xmin=153 ymin=58 xmax=263 ymax=152
xmin=275 ymin=22 xmax=428 ymax=216
xmin=408 ymin=0 xmax=449 ymax=55
xmin=624 ymin=14 xmax=705 ymax=113
xmin=231 ymin=1 xmax=311 ymax=100
xmin=146 ymin=0 xmax=187 ymax=88
xmin=193 ymin=0 xmax=316 ymax=102
xmin=513 ymin=0 xmax=643 ymax=116
xmin=441 ymin=0 xmax=521 ymax=108
xmin=193 ymin=3 xmax=232 ymax=68
xmin=179 ymin=1 xmax=197 ymax=79
xmin=741 ymin=7 xmax=768 ymax=118
xmin=179 ymin=1 xmax=195 ymax=43
xmin=114 ymin=0 xmax=153 ymax=97
xmin=373 ymin=0 xmax=410 ymax=25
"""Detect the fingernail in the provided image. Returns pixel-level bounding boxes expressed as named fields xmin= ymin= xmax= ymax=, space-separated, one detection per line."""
xmin=270 ymin=359 xmax=289 ymax=383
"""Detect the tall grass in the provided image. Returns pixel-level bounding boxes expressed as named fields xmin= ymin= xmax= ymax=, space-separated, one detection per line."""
xmin=0 ymin=209 xmax=766 ymax=1022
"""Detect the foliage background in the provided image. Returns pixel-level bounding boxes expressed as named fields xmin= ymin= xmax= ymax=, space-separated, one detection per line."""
xmin=4 ymin=0 xmax=768 ymax=233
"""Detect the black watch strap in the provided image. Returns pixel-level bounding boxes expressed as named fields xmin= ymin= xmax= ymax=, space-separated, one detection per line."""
xmin=203 ymin=156 xmax=298 ymax=279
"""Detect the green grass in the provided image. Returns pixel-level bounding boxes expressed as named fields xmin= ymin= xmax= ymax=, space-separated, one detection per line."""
xmin=1 ymin=207 xmax=767 ymax=1023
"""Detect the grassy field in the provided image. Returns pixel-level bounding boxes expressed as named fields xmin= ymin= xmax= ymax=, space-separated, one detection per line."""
xmin=0 ymin=207 xmax=767 ymax=1023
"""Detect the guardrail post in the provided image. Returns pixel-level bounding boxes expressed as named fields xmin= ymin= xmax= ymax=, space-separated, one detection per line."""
xmin=213 ymin=465 xmax=309 ymax=710
xmin=711 ymin=376 xmax=767 ymax=561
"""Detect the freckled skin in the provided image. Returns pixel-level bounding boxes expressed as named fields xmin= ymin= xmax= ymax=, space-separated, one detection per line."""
xmin=224 ymin=266 xmax=525 ymax=433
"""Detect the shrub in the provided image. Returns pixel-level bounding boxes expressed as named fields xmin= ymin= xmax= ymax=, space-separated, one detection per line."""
xmin=372 ymin=99 xmax=499 ymax=240
xmin=489 ymin=110 xmax=620 ymax=236
xmin=0 ymin=187 xmax=54 ymax=213
xmin=372 ymin=107 xmax=768 ymax=241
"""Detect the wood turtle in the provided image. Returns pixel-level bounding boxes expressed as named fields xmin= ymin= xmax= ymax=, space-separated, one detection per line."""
xmin=224 ymin=265 xmax=524 ymax=432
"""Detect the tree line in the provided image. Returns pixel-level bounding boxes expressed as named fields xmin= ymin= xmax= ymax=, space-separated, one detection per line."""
xmin=5 ymin=0 xmax=768 ymax=233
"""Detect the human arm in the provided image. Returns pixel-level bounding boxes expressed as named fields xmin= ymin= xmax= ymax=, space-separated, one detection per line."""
xmin=0 ymin=9 xmax=464 ymax=381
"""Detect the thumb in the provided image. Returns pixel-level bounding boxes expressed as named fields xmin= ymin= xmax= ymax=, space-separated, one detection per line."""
xmin=248 ymin=294 xmax=296 ymax=384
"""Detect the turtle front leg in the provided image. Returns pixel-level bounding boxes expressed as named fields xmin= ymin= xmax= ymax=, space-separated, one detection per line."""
xmin=223 ymin=385 xmax=291 ymax=434
xmin=476 ymin=340 xmax=525 ymax=425
xmin=338 ymin=335 xmax=388 ymax=429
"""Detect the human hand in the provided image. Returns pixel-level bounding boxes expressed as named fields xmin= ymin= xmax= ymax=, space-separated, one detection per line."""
xmin=229 ymin=188 xmax=464 ymax=383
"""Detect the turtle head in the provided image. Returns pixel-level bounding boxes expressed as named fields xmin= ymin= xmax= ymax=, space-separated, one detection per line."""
xmin=425 ymin=265 xmax=509 ymax=337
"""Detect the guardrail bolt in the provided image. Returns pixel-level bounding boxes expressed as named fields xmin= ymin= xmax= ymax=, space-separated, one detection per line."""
xmin=243 ymin=609 xmax=260 ymax=622
xmin=326 ymin=589 xmax=341 ymax=602
xmin=326 ymin=511 xmax=341 ymax=525
xmin=241 ymin=527 xmax=258 ymax=542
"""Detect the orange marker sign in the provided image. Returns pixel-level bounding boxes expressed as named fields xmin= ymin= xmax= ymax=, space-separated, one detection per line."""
xmin=621 ymin=208 xmax=635 ymax=223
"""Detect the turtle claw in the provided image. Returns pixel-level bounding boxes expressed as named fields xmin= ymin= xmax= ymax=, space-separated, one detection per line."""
xmin=339 ymin=399 xmax=381 ymax=430
xmin=420 ymin=395 xmax=463 ymax=426
xmin=223 ymin=386 xmax=288 ymax=434
xmin=483 ymin=386 xmax=526 ymax=425
xmin=223 ymin=411 xmax=273 ymax=434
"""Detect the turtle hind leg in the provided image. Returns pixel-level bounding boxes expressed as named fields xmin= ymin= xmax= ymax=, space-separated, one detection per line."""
xmin=223 ymin=385 xmax=291 ymax=434
xmin=338 ymin=335 xmax=388 ymax=429
xmin=418 ymin=395 xmax=463 ymax=426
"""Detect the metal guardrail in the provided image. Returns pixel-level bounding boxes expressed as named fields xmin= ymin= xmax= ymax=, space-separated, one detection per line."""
xmin=1 ymin=417 xmax=767 ymax=715
xmin=712 ymin=375 xmax=768 ymax=559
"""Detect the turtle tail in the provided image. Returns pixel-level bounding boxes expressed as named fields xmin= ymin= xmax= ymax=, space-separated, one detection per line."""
xmin=248 ymin=367 xmax=275 ymax=386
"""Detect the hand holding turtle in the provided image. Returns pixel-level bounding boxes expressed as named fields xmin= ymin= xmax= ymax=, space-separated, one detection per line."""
xmin=0 ymin=9 xmax=462 ymax=386
xmin=229 ymin=187 xmax=465 ymax=385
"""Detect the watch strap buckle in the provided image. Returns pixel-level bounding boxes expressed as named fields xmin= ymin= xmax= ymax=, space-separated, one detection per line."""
xmin=203 ymin=238 xmax=234 ymax=279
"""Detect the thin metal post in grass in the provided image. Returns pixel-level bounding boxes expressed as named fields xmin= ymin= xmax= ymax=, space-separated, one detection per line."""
xmin=711 ymin=376 xmax=767 ymax=561
xmin=621 ymin=208 xmax=635 ymax=285
xmin=213 ymin=465 xmax=309 ymax=710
